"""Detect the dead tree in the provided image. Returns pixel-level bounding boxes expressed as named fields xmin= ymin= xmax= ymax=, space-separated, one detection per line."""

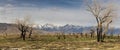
xmin=80 ymin=33 xmax=83 ymax=37
xmin=85 ymin=33 xmax=88 ymax=38
xmin=86 ymin=0 xmax=116 ymax=42
xmin=28 ymin=25 xmax=34 ymax=38
xmin=15 ymin=16 xmax=32 ymax=40
xmin=90 ymin=29 xmax=95 ymax=38
xmin=62 ymin=32 xmax=66 ymax=39
xmin=118 ymin=34 xmax=120 ymax=39
xmin=57 ymin=33 xmax=61 ymax=39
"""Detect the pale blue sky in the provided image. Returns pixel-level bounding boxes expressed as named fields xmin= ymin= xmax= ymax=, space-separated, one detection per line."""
xmin=0 ymin=0 xmax=120 ymax=27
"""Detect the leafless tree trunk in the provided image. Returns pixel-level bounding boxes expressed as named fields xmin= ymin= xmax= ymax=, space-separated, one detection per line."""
xmin=90 ymin=29 xmax=95 ymax=38
xmin=28 ymin=27 xmax=33 ymax=38
xmin=80 ymin=33 xmax=83 ymax=37
xmin=62 ymin=32 xmax=66 ymax=39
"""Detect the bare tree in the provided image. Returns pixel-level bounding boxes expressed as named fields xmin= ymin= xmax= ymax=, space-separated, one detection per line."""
xmin=28 ymin=24 xmax=34 ymax=38
xmin=80 ymin=33 xmax=83 ymax=37
xmin=86 ymin=0 xmax=116 ymax=42
xmin=90 ymin=29 xmax=95 ymax=38
xmin=15 ymin=16 xmax=32 ymax=40
xmin=57 ymin=33 xmax=61 ymax=39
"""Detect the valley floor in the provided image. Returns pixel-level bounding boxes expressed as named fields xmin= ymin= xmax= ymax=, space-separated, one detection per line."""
xmin=0 ymin=34 xmax=120 ymax=50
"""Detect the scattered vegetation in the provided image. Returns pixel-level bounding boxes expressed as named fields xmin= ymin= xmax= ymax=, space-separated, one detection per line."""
xmin=0 ymin=33 xmax=119 ymax=50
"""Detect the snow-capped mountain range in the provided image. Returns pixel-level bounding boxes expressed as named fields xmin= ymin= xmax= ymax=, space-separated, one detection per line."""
xmin=39 ymin=24 xmax=120 ymax=34
xmin=0 ymin=23 xmax=119 ymax=34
